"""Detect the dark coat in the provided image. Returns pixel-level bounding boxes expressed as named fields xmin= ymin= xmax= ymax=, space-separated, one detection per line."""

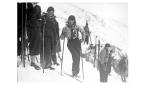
xmin=27 ymin=3 xmax=41 ymax=56
xmin=118 ymin=58 xmax=127 ymax=75
xmin=41 ymin=14 xmax=59 ymax=51
xmin=40 ymin=14 xmax=60 ymax=66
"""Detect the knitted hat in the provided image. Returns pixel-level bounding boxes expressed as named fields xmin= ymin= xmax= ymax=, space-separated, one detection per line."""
xmin=105 ymin=43 xmax=110 ymax=47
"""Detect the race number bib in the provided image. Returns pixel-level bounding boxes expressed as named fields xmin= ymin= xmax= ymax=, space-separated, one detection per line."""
xmin=71 ymin=29 xmax=78 ymax=39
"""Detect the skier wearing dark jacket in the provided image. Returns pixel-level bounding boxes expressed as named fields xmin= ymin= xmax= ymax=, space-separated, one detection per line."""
xmin=118 ymin=56 xmax=128 ymax=82
xmin=60 ymin=15 xmax=86 ymax=77
xmin=27 ymin=2 xmax=41 ymax=70
xmin=40 ymin=6 xmax=59 ymax=70
xmin=48 ymin=7 xmax=60 ymax=66
xmin=98 ymin=43 xmax=110 ymax=82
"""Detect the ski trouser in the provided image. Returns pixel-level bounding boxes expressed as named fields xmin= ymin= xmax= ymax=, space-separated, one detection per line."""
xmin=51 ymin=38 xmax=58 ymax=64
xmin=40 ymin=37 xmax=52 ymax=67
xmin=67 ymin=38 xmax=81 ymax=75
xmin=106 ymin=56 xmax=112 ymax=74
xmin=51 ymin=47 xmax=57 ymax=64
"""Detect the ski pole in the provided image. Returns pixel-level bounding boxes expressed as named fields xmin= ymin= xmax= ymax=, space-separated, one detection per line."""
xmin=98 ymin=39 xmax=100 ymax=70
xmin=80 ymin=46 xmax=84 ymax=80
xmin=93 ymin=36 xmax=98 ymax=67
xmin=81 ymin=52 xmax=84 ymax=80
xmin=89 ymin=33 xmax=92 ymax=44
xmin=42 ymin=19 xmax=46 ymax=74
xmin=21 ymin=3 xmax=26 ymax=68
xmin=61 ymin=38 xmax=65 ymax=75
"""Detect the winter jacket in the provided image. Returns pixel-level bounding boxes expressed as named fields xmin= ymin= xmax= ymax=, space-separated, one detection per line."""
xmin=41 ymin=14 xmax=59 ymax=50
xmin=99 ymin=48 xmax=109 ymax=64
xmin=60 ymin=25 xmax=86 ymax=41
xmin=26 ymin=3 xmax=42 ymax=56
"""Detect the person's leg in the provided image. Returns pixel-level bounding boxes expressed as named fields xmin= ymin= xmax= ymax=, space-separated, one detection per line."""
xmin=74 ymin=39 xmax=81 ymax=76
xmin=105 ymin=69 xmax=108 ymax=82
xmin=29 ymin=29 xmax=41 ymax=70
xmin=72 ymin=49 xmax=80 ymax=76
xmin=52 ymin=53 xmax=59 ymax=65
xmin=72 ymin=39 xmax=81 ymax=76
xmin=44 ymin=48 xmax=54 ymax=70
xmin=44 ymin=38 xmax=54 ymax=70
xmin=72 ymin=52 xmax=77 ymax=76
xmin=31 ymin=55 xmax=40 ymax=70
xmin=67 ymin=39 xmax=81 ymax=77
xmin=100 ymin=63 xmax=105 ymax=82
xmin=107 ymin=57 xmax=112 ymax=75
xmin=76 ymin=52 xmax=80 ymax=75
xmin=51 ymin=48 xmax=59 ymax=66
xmin=67 ymin=42 xmax=76 ymax=76
xmin=104 ymin=63 xmax=108 ymax=82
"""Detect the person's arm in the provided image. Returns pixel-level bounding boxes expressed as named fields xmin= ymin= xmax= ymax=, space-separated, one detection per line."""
xmin=60 ymin=26 xmax=70 ymax=40
xmin=55 ymin=21 xmax=59 ymax=40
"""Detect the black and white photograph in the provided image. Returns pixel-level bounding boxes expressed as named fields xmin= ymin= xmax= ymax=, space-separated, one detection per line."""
xmin=17 ymin=2 xmax=128 ymax=84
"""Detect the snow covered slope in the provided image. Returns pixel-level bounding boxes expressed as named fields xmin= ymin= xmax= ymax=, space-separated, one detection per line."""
xmin=17 ymin=55 xmax=124 ymax=83
xmin=38 ymin=2 xmax=128 ymax=53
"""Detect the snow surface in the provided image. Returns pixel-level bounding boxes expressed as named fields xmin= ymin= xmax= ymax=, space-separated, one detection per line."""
xmin=17 ymin=55 xmax=123 ymax=84
xmin=17 ymin=39 xmax=127 ymax=83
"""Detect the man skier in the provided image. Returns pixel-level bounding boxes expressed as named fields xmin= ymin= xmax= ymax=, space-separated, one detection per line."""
xmin=40 ymin=6 xmax=59 ymax=70
xmin=60 ymin=15 xmax=86 ymax=77
xmin=26 ymin=2 xmax=41 ymax=70
xmin=49 ymin=6 xmax=60 ymax=66
xmin=84 ymin=21 xmax=90 ymax=45
xmin=98 ymin=43 xmax=111 ymax=82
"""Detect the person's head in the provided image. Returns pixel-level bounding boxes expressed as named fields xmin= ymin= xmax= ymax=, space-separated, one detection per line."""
xmin=67 ymin=15 xmax=76 ymax=27
xmin=32 ymin=2 xmax=38 ymax=7
xmin=105 ymin=43 xmax=111 ymax=49
xmin=47 ymin=6 xmax=54 ymax=17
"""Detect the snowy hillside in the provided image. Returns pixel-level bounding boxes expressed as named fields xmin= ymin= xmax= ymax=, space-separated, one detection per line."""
xmin=38 ymin=2 xmax=128 ymax=53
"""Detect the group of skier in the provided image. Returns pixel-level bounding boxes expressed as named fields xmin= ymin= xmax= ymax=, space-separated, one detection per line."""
xmin=17 ymin=3 xmax=60 ymax=70
xmin=17 ymin=2 xmax=127 ymax=82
